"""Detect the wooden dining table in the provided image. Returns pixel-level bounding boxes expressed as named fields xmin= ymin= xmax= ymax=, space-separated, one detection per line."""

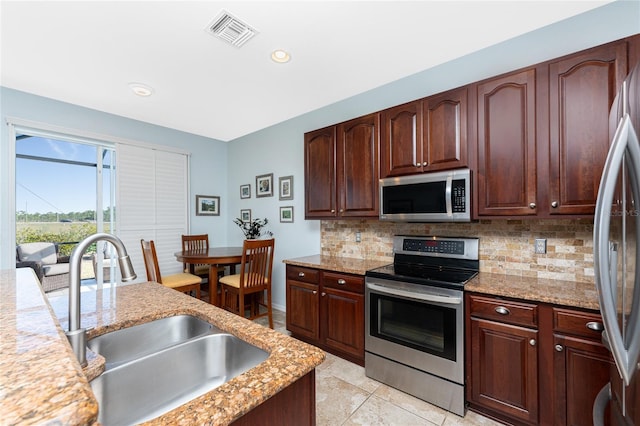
xmin=174 ymin=246 xmax=243 ymax=306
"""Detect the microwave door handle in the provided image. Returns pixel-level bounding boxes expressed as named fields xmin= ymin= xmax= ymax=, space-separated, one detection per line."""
xmin=445 ymin=175 xmax=453 ymax=217
xmin=367 ymin=282 xmax=462 ymax=305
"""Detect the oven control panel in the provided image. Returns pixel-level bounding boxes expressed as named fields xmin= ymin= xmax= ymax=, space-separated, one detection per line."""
xmin=393 ymin=236 xmax=479 ymax=260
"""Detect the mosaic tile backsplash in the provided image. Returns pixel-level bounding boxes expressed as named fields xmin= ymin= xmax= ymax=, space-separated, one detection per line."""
xmin=321 ymin=219 xmax=595 ymax=283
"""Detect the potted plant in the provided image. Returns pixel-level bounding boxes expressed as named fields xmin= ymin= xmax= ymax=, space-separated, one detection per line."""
xmin=233 ymin=217 xmax=273 ymax=239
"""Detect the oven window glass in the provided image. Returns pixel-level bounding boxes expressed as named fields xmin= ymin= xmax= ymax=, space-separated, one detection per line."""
xmin=370 ymin=292 xmax=457 ymax=361
xmin=382 ymin=181 xmax=447 ymax=214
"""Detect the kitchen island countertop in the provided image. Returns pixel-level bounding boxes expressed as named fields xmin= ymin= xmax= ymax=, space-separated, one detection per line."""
xmin=1 ymin=268 xmax=325 ymax=425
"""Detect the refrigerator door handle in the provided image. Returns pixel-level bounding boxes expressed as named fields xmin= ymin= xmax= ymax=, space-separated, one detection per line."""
xmin=592 ymin=382 xmax=611 ymax=426
xmin=594 ymin=113 xmax=640 ymax=386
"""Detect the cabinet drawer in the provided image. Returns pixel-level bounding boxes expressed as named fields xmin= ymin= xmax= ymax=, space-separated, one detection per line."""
xmin=469 ymin=295 xmax=538 ymax=328
xmin=322 ymin=272 xmax=364 ymax=294
xmin=553 ymin=308 xmax=605 ymax=341
xmin=286 ymin=265 xmax=320 ymax=284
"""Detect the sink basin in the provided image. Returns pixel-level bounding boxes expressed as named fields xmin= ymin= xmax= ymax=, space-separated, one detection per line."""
xmin=88 ymin=315 xmax=220 ymax=370
xmin=90 ymin=333 xmax=269 ymax=425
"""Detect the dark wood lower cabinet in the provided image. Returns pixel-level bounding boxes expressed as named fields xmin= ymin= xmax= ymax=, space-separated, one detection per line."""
xmin=466 ymin=293 xmax=613 ymax=425
xmin=231 ymin=370 xmax=316 ymax=425
xmin=286 ymin=265 xmax=365 ymax=365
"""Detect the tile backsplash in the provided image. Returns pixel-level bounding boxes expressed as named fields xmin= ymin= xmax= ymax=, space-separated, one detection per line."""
xmin=321 ymin=219 xmax=595 ymax=283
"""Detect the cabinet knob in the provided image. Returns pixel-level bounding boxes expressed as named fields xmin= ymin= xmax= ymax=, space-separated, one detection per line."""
xmin=339 ymin=209 xmax=344 ymax=213
xmin=555 ymin=344 xmax=564 ymax=352
xmin=321 ymin=292 xmax=326 ymax=297
xmin=529 ymin=203 xmax=536 ymax=209
xmin=415 ymin=163 xmax=421 ymax=167
xmin=551 ymin=201 xmax=558 ymax=208
xmin=331 ymin=209 xmax=335 ymax=213
xmin=586 ymin=321 xmax=604 ymax=332
xmin=422 ymin=162 xmax=427 ymax=166
xmin=495 ymin=306 xmax=510 ymax=315
xmin=337 ymin=279 xmax=346 ymax=285
xmin=298 ymin=272 xmax=305 ymax=277
xmin=312 ymin=290 xmax=317 ymax=295
xmin=529 ymin=339 xmax=537 ymax=346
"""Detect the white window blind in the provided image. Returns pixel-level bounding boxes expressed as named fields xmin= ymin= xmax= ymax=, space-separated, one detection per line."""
xmin=116 ymin=144 xmax=188 ymax=282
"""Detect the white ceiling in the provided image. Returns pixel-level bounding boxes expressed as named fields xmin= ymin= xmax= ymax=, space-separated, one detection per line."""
xmin=1 ymin=1 xmax=613 ymax=142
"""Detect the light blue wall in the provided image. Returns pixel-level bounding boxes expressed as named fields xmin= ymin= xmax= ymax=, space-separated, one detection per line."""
xmin=0 ymin=87 xmax=229 ymax=268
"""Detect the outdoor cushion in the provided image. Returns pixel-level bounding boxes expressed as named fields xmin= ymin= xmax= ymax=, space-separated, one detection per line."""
xmin=42 ymin=263 xmax=70 ymax=277
xmin=17 ymin=242 xmax=58 ymax=265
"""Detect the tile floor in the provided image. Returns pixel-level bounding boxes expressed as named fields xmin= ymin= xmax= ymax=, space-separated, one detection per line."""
xmin=255 ymin=309 xmax=502 ymax=426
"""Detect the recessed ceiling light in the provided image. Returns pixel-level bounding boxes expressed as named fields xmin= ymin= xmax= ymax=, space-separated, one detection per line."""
xmin=128 ymin=82 xmax=154 ymax=97
xmin=271 ymin=49 xmax=291 ymax=63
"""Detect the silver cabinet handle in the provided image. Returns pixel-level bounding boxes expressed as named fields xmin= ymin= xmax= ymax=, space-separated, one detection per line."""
xmin=551 ymin=201 xmax=559 ymax=208
xmin=529 ymin=339 xmax=536 ymax=346
xmin=587 ymin=321 xmax=604 ymax=332
xmin=529 ymin=203 xmax=536 ymax=209
xmin=555 ymin=344 xmax=564 ymax=352
xmin=495 ymin=306 xmax=510 ymax=315
xmin=337 ymin=279 xmax=346 ymax=285
xmin=298 ymin=272 xmax=305 ymax=277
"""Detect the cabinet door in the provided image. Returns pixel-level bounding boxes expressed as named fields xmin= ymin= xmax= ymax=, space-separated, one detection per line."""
xmin=476 ymin=69 xmax=538 ymax=216
xmin=423 ymin=87 xmax=468 ymax=171
xmin=469 ymin=317 xmax=538 ymax=424
xmin=304 ymin=126 xmax=336 ymax=218
xmin=553 ymin=334 xmax=613 ymax=426
xmin=380 ymin=101 xmax=423 ymax=177
xmin=321 ymin=286 xmax=364 ymax=360
xmin=336 ymin=114 xmax=379 ymax=217
xmin=286 ymin=280 xmax=320 ymax=341
xmin=548 ymin=42 xmax=627 ymax=215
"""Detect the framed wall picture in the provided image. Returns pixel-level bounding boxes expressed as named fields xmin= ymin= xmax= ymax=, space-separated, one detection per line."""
xmin=280 ymin=206 xmax=294 ymax=223
xmin=256 ymin=173 xmax=274 ymax=198
xmin=240 ymin=209 xmax=251 ymax=223
xmin=196 ymin=195 xmax=220 ymax=216
xmin=240 ymin=184 xmax=251 ymax=199
xmin=279 ymin=175 xmax=294 ymax=200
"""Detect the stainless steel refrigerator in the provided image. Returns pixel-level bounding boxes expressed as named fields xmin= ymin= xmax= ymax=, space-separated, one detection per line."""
xmin=593 ymin=60 xmax=640 ymax=425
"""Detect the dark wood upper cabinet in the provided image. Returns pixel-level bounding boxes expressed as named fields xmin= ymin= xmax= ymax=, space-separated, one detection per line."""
xmin=423 ymin=87 xmax=469 ymax=171
xmin=336 ymin=114 xmax=379 ymax=217
xmin=380 ymin=101 xmax=423 ymax=177
xmin=547 ymin=42 xmax=628 ymax=215
xmin=304 ymin=114 xmax=379 ymax=219
xmin=380 ymin=88 xmax=468 ymax=178
xmin=475 ymin=68 xmax=538 ymax=217
xmin=304 ymin=126 xmax=336 ymax=218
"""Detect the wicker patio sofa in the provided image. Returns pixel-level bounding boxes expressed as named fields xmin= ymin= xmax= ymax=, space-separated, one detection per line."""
xmin=16 ymin=242 xmax=71 ymax=292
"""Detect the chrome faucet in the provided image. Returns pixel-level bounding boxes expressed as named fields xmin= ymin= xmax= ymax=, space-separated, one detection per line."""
xmin=66 ymin=233 xmax=136 ymax=366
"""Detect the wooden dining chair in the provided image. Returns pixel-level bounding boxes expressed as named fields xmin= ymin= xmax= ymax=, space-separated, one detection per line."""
xmin=181 ymin=234 xmax=226 ymax=278
xmin=219 ymin=238 xmax=275 ymax=328
xmin=140 ymin=239 xmax=201 ymax=299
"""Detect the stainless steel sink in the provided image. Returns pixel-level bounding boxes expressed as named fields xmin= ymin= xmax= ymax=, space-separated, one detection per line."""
xmin=90 ymin=333 xmax=269 ymax=425
xmin=88 ymin=315 xmax=220 ymax=370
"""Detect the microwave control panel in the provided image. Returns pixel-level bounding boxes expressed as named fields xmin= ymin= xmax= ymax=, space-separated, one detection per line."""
xmin=452 ymin=179 xmax=466 ymax=213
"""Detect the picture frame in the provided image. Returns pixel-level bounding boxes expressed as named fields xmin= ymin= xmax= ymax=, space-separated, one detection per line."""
xmin=256 ymin=173 xmax=274 ymax=198
xmin=196 ymin=195 xmax=220 ymax=216
xmin=240 ymin=184 xmax=251 ymax=199
xmin=280 ymin=206 xmax=294 ymax=223
xmin=279 ymin=175 xmax=294 ymax=200
xmin=240 ymin=209 xmax=251 ymax=223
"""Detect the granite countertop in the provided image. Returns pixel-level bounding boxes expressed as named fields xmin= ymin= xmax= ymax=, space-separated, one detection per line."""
xmin=1 ymin=268 xmax=325 ymax=425
xmin=284 ymin=255 xmax=601 ymax=311
xmin=283 ymin=254 xmax=390 ymax=276
xmin=465 ymin=273 xmax=600 ymax=311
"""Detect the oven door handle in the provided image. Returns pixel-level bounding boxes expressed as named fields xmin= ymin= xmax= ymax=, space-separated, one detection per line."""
xmin=367 ymin=282 xmax=462 ymax=305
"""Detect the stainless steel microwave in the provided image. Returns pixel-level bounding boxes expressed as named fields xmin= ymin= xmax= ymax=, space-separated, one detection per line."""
xmin=379 ymin=168 xmax=471 ymax=222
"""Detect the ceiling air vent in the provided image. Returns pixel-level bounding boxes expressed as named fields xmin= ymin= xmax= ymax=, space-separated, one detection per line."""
xmin=205 ymin=10 xmax=258 ymax=48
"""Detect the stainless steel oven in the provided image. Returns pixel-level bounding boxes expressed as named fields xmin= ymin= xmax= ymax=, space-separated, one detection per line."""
xmin=365 ymin=236 xmax=479 ymax=417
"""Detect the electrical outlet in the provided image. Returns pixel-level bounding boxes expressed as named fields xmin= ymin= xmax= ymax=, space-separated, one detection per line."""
xmin=355 ymin=232 xmax=361 ymax=243
xmin=535 ymin=238 xmax=547 ymax=254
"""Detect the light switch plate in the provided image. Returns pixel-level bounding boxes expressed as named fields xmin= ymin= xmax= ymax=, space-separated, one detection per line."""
xmin=535 ymin=238 xmax=547 ymax=254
